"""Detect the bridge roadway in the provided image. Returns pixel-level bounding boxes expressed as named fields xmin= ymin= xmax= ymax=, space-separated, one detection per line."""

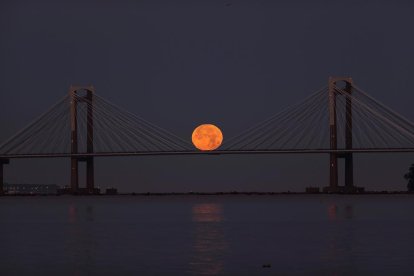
xmin=1 ymin=148 xmax=414 ymax=159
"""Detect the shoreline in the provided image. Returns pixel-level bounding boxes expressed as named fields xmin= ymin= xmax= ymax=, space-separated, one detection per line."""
xmin=1 ymin=191 xmax=413 ymax=196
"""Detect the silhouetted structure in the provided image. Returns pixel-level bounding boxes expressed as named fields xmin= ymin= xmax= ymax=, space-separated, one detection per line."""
xmin=3 ymin=183 xmax=59 ymax=195
xmin=1 ymin=77 xmax=414 ymax=195
xmin=324 ymin=77 xmax=363 ymax=193
xmin=106 ymin=188 xmax=118 ymax=195
xmin=404 ymin=164 xmax=414 ymax=192
xmin=0 ymin=158 xmax=9 ymax=194
xmin=305 ymin=187 xmax=320 ymax=193
xmin=69 ymin=86 xmax=96 ymax=194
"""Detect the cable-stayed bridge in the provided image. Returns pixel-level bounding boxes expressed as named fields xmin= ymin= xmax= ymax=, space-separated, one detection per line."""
xmin=1 ymin=77 xmax=414 ymax=194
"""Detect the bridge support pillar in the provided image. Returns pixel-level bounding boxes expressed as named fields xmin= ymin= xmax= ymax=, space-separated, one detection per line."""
xmin=86 ymin=157 xmax=94 ymax=193
xmin=69 ymin=86 xmax=97 ymax=195
xmin=344 ymin=80 xmax=354 ymax=190
xmin=324 ymin=77 xmax=362 ymax=193
xmin=0 ymin=159 xmax=10 ymax=195
xmin=70 ymin=157 xmax=79 ymax=193
xmin=328 ymin=77 xmax=339 ymax=190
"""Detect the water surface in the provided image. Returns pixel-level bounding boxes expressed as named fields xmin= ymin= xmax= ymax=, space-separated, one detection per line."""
xmin=1 ymin=195 xmax=414 ymax=275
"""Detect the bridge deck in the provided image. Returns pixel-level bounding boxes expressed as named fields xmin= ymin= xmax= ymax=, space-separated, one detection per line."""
xmin=1 ymin=148 xmax=414 ymax=159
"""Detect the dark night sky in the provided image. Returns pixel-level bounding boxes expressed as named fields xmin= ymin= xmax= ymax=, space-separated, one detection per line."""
xmin=1 ymin=0 xmax=414 ymax=192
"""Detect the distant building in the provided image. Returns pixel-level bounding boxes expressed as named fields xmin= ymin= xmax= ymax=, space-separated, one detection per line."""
xmin=57 ymin=187 xmax=101 ymax=195
xmin=322 ymin=186 xmax=365 ymax=193
xmin=3 ymin=183 xmax=59 ymax=195
xmin=106 ymin=188 xmax=118 ymax=195
xmin=306 ymin=187 xmax=320 ymax=193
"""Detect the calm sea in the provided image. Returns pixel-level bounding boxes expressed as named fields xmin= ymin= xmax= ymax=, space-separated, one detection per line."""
xmin=1 ymin=195 xmax=414 ymax=275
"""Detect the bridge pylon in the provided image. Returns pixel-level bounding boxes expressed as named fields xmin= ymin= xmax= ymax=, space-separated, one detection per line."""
xmin=0 ymin=158 xmax=10 ymax=195
xmin=69 ymin=86 xmax=96 ymax=194
xmin=324 ymin=77 xmax=363 ymax=193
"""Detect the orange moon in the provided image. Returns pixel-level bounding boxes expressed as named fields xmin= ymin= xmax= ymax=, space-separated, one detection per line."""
xmin=192 ymin=124 xmax=223 ymax=151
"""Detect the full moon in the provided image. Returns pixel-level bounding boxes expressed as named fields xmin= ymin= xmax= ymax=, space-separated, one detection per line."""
xmin=192 ymin=124 xmax=223 ymax=151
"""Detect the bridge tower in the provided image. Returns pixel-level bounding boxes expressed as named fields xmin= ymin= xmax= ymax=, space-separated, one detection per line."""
xmin=69 ymin=86 xmax=96 ymax=194
xmin=324 ymin=77 xmax=362 ymax=193
xmin=0 ymin=158 xmax=10 ymax=194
